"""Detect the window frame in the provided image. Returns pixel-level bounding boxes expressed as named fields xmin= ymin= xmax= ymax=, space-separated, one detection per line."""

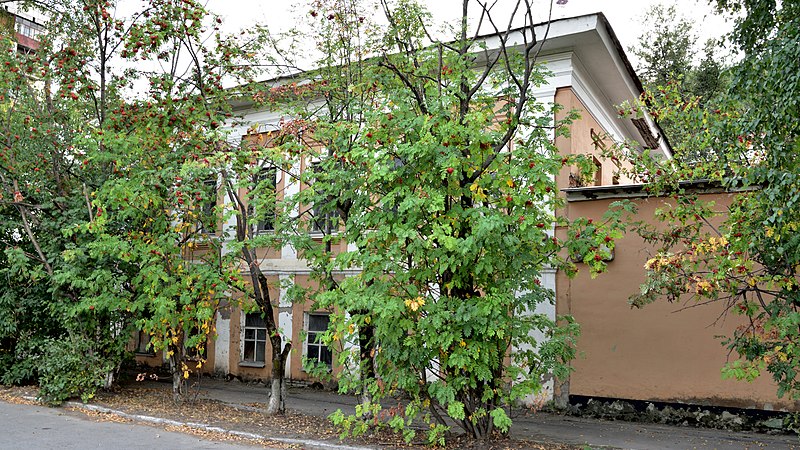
xmin=15 ymin=17 xmax=42 ymax=40
xmin=304 ymin=312 xmax=333 ymax=370
xmin=198 ymin=178 xmax=217 ymax=234
xmin=250 ymin=167 xmax=277 ymax=234
xmin=241 ymin=312 xmax=268 ymax=367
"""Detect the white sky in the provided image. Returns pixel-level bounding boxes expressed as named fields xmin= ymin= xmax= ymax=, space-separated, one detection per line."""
xmin=206 ymin=0 xmax=733 ymax=69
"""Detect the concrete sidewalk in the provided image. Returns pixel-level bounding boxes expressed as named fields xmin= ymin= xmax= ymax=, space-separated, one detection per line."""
xmin=144 ymin=378 xmax=798 ymax=449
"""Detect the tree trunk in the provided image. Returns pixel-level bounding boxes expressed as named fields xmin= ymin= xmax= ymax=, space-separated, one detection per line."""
xmin=168 ymin=343 xmax=186 ymax=404
xmin=357 ymin=316 xmax=376 ymax=418
xmin=103 ymin=371 xmax=114 ymax=390
xmin=266 ymin=338 xmax=292 ymax=415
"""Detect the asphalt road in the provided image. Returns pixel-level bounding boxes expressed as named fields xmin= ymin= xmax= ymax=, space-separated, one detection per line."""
xmin=0 ymin=401 xmax=268 ymax=449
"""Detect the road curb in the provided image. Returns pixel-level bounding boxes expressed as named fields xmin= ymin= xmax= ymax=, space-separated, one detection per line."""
xmin=20 ymin=396 xmax=373 ymax=450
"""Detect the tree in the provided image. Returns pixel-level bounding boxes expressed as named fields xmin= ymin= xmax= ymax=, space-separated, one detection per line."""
xmin=631 ymin=4 xmax=697 ymax=91
xmin=0 ymin=0 xmax=267 ymax=403
xmin=610 ymin=0 xmax=800 ymax=400
xmin=68 ymin=0 xmax=269 ymax=402
xmin=631 ymin=3 xmax=727 ymax=155
xmin=263 ymin=0 xmax=629 ymax=442
xmin=0 ymin=0 xmax=134 ymax=402
xmin=218 ymin=128 xmax=294 ymax=415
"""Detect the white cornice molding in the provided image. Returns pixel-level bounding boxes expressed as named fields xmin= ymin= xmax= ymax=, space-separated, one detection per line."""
xmin=569 ymin=54 xmax=630 ymax=143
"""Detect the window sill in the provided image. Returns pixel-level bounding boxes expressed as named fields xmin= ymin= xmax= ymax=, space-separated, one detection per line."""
xmin=299 ymin=358 xmax=333 ymax=373
xmin=308 ymin=232 xmax=340 ymax=239
xmin=239 ymin=361 xmax=266 ymax=368
xmin=300 ymin=367 xmax=333 ymax=374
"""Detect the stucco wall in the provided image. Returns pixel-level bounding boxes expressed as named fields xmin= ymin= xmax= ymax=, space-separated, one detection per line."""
xmin=215 ymin=274 xmax=339 ymax=382
xmin=557 ymin=193 xmax=795 ymax=411
xmin=554 ymin=87 xmax=635 ymax=188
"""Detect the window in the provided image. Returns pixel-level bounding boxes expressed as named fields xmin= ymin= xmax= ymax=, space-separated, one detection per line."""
xmin=311 ymin=202 xmax=339 ymax=234
xmin=308 ymin=162 xmax=340 ymax=234
xmin=15 ymin=17 xmax=42 ymax=40
xmin=134 ymin=330 xmax=154 ymax=355
xmin=593 ymin=156 xmax=603 ymax=186
xmin=184 ymin=325 xmax=207 ymax=360
xmin=305 ymin=313 xmax=332 ymax=369
xmin=185 ymin=340 xmax=207 ymax=360
xmin=242 ymin=313 xmax=267 ymax=365
xmin=251 ymin=168 xmax=277 ymax=233
xmin=198 ymin=178 xmax=217 ymax=234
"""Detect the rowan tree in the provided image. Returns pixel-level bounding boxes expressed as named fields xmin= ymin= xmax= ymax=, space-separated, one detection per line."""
xmin=265 ymin=0 xmax=630 ymax=442
xmin=0 ymin=0 xmax=135 ymax=402
xmin=0 ymin=0 xmax=267 ymax=403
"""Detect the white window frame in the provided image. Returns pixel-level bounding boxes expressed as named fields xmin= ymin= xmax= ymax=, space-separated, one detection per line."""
xmin=241 ymin=312 xmax=268 ymax=367
xmin=251 ymin=167 xmax=277 ymax=234
xmin=304 ymin=312 xmax=332 ymax=370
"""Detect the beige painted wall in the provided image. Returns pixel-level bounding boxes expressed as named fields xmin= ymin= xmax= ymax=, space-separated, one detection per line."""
xmin=558 ymin=193 xmax=796 ymax=410
xmin=222 ymin=274 xmax=338 ymax=382
xmin=555 ymin=87 xmax=635 ymax=188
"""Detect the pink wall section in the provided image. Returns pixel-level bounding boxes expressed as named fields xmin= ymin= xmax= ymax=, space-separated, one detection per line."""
xmin=558 ymin=194 xmax=794 ymax=410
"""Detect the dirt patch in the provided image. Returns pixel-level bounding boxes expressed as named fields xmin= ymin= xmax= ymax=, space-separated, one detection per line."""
xmin=1 ymin=383 xmax=577 ymax=449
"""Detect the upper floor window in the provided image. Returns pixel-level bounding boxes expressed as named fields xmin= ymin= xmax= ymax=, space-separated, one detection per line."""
xmin=250 ymin=167 xmax=277 ymax=234
xmin=15 ymin=17 xmax=42 ymax=40
xmin=309 ymin=162 xmax=340 ymax=234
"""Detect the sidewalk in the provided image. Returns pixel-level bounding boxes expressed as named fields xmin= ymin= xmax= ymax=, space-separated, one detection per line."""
xmin=133 ymin=377 xmax=796 ymax=450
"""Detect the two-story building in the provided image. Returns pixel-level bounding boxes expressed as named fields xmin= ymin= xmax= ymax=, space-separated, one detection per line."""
xmin=133 ymin=12 xmax=792 ymax=413
xmin=203 ymin=12 xmax=669 ymax=392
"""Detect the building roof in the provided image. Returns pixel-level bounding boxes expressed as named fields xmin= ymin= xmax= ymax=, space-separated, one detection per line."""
xmin=479 ymin=12 xmax=671 ymax=158
xmin=232 ymin=12 xmax=672 ymax=159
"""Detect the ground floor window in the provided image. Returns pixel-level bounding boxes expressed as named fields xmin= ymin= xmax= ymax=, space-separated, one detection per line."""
xmin=134 ymin=330 xmax=154 ymax=355
xmin=305 ymin=313 xmax=332 ymax=369
xmin=243 ymin=313 xmax=267 ymax=365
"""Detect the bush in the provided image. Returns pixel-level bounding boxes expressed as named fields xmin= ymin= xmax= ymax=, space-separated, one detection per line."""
xmin=37 ymin=337 xmax=116 ymax=405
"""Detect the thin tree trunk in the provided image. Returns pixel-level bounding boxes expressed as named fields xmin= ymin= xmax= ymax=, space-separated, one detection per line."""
xmin=357 ymin=314 xmax=375 ymax=417
xmin=266 ymin=339 xmax=291 ymax=415
xmin=168 ymin=342 xmax=186 ymax=404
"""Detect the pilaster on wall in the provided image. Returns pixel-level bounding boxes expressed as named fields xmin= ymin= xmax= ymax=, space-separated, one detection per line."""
xmin=278 ymin=274 xmax=294 ymax=377
xmin=214 ymin=311 xmax=231 ymax=374
xmin=280 ymin=165 xmax=300 ymax=261
xmin=514 ymin=267 xmax=558 ymax=405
